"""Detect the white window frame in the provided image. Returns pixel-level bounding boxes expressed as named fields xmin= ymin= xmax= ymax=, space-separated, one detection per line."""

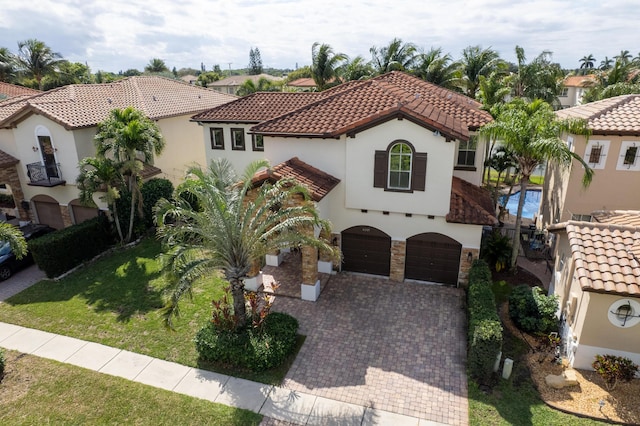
xmin=566 ymin=135 xmax=574 ymax=152
xmin=387 ymin=142 xmax=412 ymax=190
xmin=616 ymin=141 xmax=640 ymax=171
xmin=583 ymin=140 xmax=610 ymax=169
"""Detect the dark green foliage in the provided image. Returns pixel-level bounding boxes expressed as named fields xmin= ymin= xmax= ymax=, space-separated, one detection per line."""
xmin=114 ymin=189 xmax=144 ymax=240
xmin=467 ymin=262 xmax=503 ymax=383
xmin=0 ymin=193 xmax=15 ymax=208
xmin=141 ymin=178 xmax=173 ymax=228
xmin=195 ymin=312 xmax=299 ymax=372
xmin=481 ymin=230 xmax=512 ymax=272
xmin=29 ymin=216 xmax=114 ymax=278
xmin=0 ymin=348 xmax=4 ymax=379
xmin=592 ymin=354 xmax=639 ymax=390
xmin=508 ymin=285 xmax=559 ymax=334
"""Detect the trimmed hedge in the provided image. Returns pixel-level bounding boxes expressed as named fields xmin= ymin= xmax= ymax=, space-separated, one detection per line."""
xmin=29 ymin=215 xmax=114 ymax=278
xmin=467 ymin=260 xmax=503 ymax=382
xmin=195 ymin=312 xmax=299 ymax=372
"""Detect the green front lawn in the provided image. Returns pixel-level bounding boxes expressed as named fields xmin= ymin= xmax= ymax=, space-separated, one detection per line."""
xmin=0 ymin=350 xmax=261 ymax=425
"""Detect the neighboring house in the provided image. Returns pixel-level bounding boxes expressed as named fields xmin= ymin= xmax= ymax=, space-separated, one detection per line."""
xmin=0 ymin=76 xmax=235 ymax=229
xmin=559 ymin=75 xmax=596 ymax=108
xmin=547 ymin=210 xmax=640 ymax=370
xmin=180 ymin=74 xmax=199 ymax=85
xmin=0 ymin=82 xmax=41 ymax=100
xmin=208 ymin=74 xmax=283 ymax=95
xmin=285 ymin=78 xmax=318 ymax=92
xmin=542 ymin=95 xmax=640 ymax=228
xmin=193 ymin=71 xmax=496 ymax=298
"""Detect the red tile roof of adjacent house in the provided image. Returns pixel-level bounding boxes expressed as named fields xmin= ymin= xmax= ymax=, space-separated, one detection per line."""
xmin=446 ymin=177 xmax=498 ymax=226
xmin=253 ymin=73 xmax=490 ymax=140
xmin=286 ymin=78 xmax=317 ymax=88
xmin=0 ymin=76 xmax=236 ymax=130
xmin=563 ymin=75 xmax=597 ymax=88
xmin=556 ymin=94 xmax=640 ymax=136
xmin=0 ymin=149 xmax=19 ymax=168
xmin=0 ymin=82 xmax=41 ymax=99
xmin=592 ymin=210 xmax=640 ymax=228
xmin=548 ymin=217 xmax=640 ymax=298
xmin=251 ymin=157 xmax=340 ymax=202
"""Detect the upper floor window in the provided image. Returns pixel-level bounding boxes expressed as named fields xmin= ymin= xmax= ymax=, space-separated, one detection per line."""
xmin=571 ymin=214 xmax=592 ymax=222
xmin=456 ymin=136 xmax=477 ymax=169
xmin=583 ymin=140 xmax=609 ymax=170
xmin=616 ymin=141 xmax=640 ymax=171
xmin=231 ymin=128 xmax=245 ymax=150
xmin=559 ymin=88 xmax=568 ymax=97
xmin=374 ymin=140 xmax=427 ymax=192
xmin=252 ymin=134 xmax=264 ymax=151
xmin=210 ymin=128 xmax=224 ymax=150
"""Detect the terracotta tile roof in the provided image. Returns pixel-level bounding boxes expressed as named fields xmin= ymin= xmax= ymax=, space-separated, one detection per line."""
xmin=592 ymin=210 xmax=640 ymax=227
xmin=548 ymin=219 xmax=640 ymax=298
xmin=192 ymin=92 xmax=324 ymax=122
xmin=563 ymin=75 xmax=596 ymax=88
xmin=0 ymin=76 xmax=236 ymax=130
xmin=251 ymin=72 xmax=491 ymax=140
xmin=0 ymin=149 xmax=19 ymax=168
xmin=446 ymin=177 xmax=497 ymax=226
xmin=0 ymin=82 xmax=41 ymax=99
xmin=556 ymin=94 xmax=640 ymax=135
xmin=286 ymin=78 xmax=317 ymax=88
xmin=251 ymin=157 xmax=340 ymax=202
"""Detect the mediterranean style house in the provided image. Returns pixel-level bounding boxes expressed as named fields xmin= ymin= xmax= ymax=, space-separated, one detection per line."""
xmin=548 ymin=210 xmax=640 ymax=370
xmin=542 ymin=94 xmax=640 ymax=228
xmin=0 ymin=76 xmax=236 ymax=228
xmin=558 ymin=75 xmax=596 ymax=109
xmin=193 ymin=72 xmax=497 ymax=298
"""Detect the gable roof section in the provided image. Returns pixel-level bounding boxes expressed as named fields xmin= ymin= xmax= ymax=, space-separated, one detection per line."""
xmin=192 ymin=92 xmax=324 ymax=123
xmin=251 ymin=157 xmax=340 ymax=202
xmin=0 ymin=82 xmax=41 ymax=99
xmin=562 ymin=75 xmax=596 ymax=88
xmin=0 ymin=76 xmax=236 ymax=130
xmin=446 ymin=177 xmax=497 ymax=226
xmin=556 ymin=94 xmax=640 ymax=136
xmin=548 ymin=217 xmax=640 ymax=298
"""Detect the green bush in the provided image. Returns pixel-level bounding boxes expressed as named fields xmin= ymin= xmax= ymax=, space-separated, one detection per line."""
xmin=481 ymin=230 xmax=512 ymax=272
xmin=0 ymin=193 xmax=15 ymax=208
xmin=592 ymin=354 xmax=639 ymax=390
xmin=0 ymin=348 xmax=4 ymax=379
xmin=29 ymin=215 xmax=114 ymax=278
xmin=467 ymin=262 xmax=503 ymax=383
xmin=141 ymin=178 xmax=173 ymax=228
xmin=195 ymin=312 xmax=298 ymax=372
xmin=508 ymin=285 xmax=559 ymax=334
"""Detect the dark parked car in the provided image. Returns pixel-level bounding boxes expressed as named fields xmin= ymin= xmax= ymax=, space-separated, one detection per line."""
xmin=0 ymin=224 xmax=55 ymax=280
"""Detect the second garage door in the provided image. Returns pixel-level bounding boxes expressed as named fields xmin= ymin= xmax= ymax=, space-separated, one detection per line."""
xmin=405 ymin=233 xmax=462 ymax=285
xmin=341 ymin=226 xmax=391 ymax=276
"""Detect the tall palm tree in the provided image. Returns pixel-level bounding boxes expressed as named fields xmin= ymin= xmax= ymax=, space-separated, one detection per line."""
xmin=506 ymin=46 xmax=564 ymax=107
xmin=341 ymin=55 xmax=374 ymax=82
xmin=457 ymin=45 xmax=504 ymax=98
xmin=479 ymin=98 xmax=593 ymax=269
xmin=579 ymin=54 xmax=596 ymax=73
xmin=16 ymin=39 xmax=62 ymax=89
xmin=155 ymin=159 xmax=338 ymax=328
xmin=94 ymin=107 xmax=165 ymax=243
xmin=599 ymin=56 xmax=614 ymax=70
xmin=583 ymin=58 xmax=639 ymax=102
xmin=370 ymin=38 xmax=417 ymax=74
xmin=144 ymin=58 xmax=169 ymax=73
xmin=412 ymin=47 xmax=460 ymax=90
xmin=615 ymin=50 xmax=632 ymax=64
xmin=311 ymin=42 xmax=346 ymax=91
xmin=0 ymin=47 xmax=16 ymax=83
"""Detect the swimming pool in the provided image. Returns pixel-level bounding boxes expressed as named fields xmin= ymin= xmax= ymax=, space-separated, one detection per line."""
xmin=500 ymin=189 xmax=541 ymax=219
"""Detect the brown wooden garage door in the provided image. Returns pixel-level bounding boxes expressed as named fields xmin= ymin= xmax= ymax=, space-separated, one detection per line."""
xmin=405 ymin=233 xmax=462 ymax=285
xmin=33 ymin=200 xmax=65 ymax=229
xmin=341 ymin=226 xmax=391 ymax=276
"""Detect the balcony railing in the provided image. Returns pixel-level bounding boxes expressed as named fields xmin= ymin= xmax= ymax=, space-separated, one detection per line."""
xmin=26 ymin=162 xmax=66 ymax=187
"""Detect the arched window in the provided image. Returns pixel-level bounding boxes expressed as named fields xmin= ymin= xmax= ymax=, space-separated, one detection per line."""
xmin=388 ymin=142 xmax=412 ymax=190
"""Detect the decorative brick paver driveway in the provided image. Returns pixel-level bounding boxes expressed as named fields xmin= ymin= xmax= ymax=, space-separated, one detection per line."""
xmin=271 ymin=271 xmax=469 ymax=425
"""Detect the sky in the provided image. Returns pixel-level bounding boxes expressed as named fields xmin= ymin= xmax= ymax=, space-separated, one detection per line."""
xmin=0 ymin=0 xmax=637 ymax=73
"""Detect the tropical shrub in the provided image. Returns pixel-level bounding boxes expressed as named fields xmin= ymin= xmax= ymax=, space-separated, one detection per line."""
xmin=508 ymin=285 xmax=559 ymax=334
xmin=141 ymin=178 xmax=173 ymax=228
xmin=481 ymin=230 xmax=512 ymax=271
xmin=592 ymin=354 xmax=639 ymax=390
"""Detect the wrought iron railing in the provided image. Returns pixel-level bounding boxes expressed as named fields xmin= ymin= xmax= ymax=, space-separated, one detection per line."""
xmin=26 ymin=162 xmax=65 ymax=186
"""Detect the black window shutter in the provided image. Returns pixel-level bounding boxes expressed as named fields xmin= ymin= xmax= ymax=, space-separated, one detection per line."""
xmin=374 ymin=150 xmax=387 ymax=188
xmin=412 ymin=152 xmax=427 ymax=191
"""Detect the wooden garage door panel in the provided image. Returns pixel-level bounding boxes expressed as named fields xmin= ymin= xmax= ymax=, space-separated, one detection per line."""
xmin=342 ymin=227 xmax=391 ymax=276
xmin=71 ymin=204 xmax=99 ymax=224
xmin=405 ymin=233 xmax=461 ymax=285
xmin=34 ymin=201 xmax=65 ymax=229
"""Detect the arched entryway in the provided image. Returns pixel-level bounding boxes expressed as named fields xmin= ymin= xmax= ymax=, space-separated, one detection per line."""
xmin=405 ymin=233 xmax=462 ymax=285
xmin=341 ymin=226 xmax=391 ymax=276
xmin=32 ymin=194 xmax=64 ymax=229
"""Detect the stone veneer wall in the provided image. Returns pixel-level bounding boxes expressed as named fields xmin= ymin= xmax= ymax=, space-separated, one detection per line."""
xmin=60 ymin=204 xmax=73 ymax=227
xmin=389 ymin=240 xmax=406 ymax=282
xmin=0 ymin=165 xmax=29 ymax=221
xmin=458 ymin=247 xmax=479 ymax=287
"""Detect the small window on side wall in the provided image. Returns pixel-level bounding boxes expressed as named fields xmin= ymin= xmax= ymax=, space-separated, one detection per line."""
xmin=616 ymin=141 xmax=640 ymax=171
xmin=455 ymin=136 xmax=477 ymax=170
xmin=231 ymin=128 xmax=245 ymax=150
xmin=252 ymin=134 xmax=264 ymax=151
xmin=210 ymin=128 xmax=224 ymax=150
xmin=583 ymin=140 xmax=609 ymax=170
xmin=374 ymin=140 xmax=427 ymax=192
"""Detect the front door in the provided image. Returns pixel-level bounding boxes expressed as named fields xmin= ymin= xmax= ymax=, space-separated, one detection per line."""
xmin=38 ymin=136 xmax=58 ymax=179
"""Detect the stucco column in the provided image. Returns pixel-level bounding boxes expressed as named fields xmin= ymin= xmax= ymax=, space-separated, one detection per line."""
xmin=390 ymin=240 xmax=406 ymax=282
xmin=301 ymin=244 xmax=320 ymax=301
xmin=459 ymin=248 xmax=480 ymax=287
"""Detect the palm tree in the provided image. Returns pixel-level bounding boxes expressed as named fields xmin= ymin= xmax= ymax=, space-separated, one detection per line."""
xmin=579 ymin=54 xmax=596 ymax=74
xmin=77 ymin=157 xmax=126 ymax=243
xmin=236 ymin=77 xmax=279 ymax=96
xmin=457 ymin=45 xmax=504 ymax=98
xmin=506 ymin=46 xmax=565 ymax=107
xmin=311 ymin=42 xmax=346 ymax=91
xmin=370 ymin=38 xmax=417 ymax=74
xmin=478 ymin=71 xmax=510 ymax=111
xmin=615 ymin=50 xmax=632 ymax=64
xmin=0 ymin=47 xmax=16 ymax=82
xmin=479 ymin=98 xmax=593 ymax=269
xmin=0 ymin=222 xmax=27 ymax=260
xmin=341 ymin=55 xmax=374 ymax=82
xmin=144 ymin=58 xmax=169 ymax=73
xmin=412 ymin=47 xmax=460 ymax=90
xmin=583 ymin=58 xmax=640 ymax=102
xmin=599 ymin=56 xmax=614 ymax=70
xmin=94 ymin=107 xmax=165 ymax=243
xmin=16 ymin=39 xmax=62 ymax=89
xmin=486 ymin=146 xmax=516 ymax=208
xmin=155 ymin=158 xmax=338 ymax=328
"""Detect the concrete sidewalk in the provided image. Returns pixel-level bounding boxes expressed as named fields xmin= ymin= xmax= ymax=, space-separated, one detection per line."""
xmin=0 ymin=322 xmax=446 ymax=425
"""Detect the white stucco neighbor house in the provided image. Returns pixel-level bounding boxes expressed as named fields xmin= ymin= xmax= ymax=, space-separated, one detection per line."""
xmin=193 ymin=72 xmax=497 ymax=299
xmin=0 ymin=76 xmax=236 ymax=229
xmin=548 ymin=210 xmax=640 ymax=370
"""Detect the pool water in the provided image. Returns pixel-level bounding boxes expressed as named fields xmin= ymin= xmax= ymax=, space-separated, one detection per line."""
xmin=500 ymin=189 xmax=541 ymax=219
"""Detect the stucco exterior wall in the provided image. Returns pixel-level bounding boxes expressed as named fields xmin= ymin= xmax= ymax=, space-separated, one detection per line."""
xmin=201 ymin=122 xmax=266 ymax=175
xmin=156 ymin=115 xmax=209 ymax=184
